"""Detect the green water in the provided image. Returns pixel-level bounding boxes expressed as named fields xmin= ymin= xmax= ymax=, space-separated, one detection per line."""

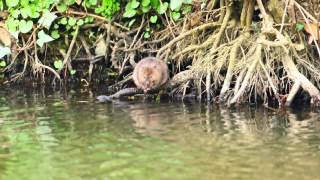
xmin=0 ymin=88 xmax=320 ymax=180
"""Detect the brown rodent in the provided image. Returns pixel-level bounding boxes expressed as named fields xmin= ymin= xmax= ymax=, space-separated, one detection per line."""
xmin=133 ymin=57 xmax=169 ymax=93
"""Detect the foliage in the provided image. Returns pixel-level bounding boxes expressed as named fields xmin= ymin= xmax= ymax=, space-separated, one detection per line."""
xmin=0 ymin=0 xmax=193 ymax=82
xmin=123 ymin=0 xmax=193 ymax=37
xmin=123 ymin=0 xmax=192 ymax=21
xmin=53 ymin=60 xmax=63 ymax=70
xmin=3 ymin=0 xmax=192 ymax=45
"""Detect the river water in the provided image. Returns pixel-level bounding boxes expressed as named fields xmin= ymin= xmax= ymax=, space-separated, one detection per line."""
xmin=0 ymin=87 xmax=320 ymax=180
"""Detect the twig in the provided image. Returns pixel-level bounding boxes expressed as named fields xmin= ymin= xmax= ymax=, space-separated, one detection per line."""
xmin=156 ymin=22 xmax=220 ymax=57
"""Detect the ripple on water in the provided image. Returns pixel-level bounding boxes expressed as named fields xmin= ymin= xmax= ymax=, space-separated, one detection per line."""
xmin=0 ymin=91 xmax=320 ymax=180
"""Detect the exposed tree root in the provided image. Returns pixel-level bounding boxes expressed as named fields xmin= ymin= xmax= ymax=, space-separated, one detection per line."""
xmin=3 ymin=0 xmax=320 ymax=107
xmin=282 ymin=53 xmax=320 ymax=106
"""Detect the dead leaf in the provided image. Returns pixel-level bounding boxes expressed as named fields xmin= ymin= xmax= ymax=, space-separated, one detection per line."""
xmin=0 ymin=26 xmax=11 ymax=47
xmin=304 ymin=22 xmax=320 ymax=43
xmin=95 ymin=35 xmax=107 ymax=56
xmin=75 ymin=0 xmax=82 ymax=5
xmin=0 ymin=11 xmax=8 ymax=20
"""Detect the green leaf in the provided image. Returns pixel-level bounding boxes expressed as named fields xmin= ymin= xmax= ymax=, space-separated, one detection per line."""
xmin=38 ymin=11 xmax=57 ymax=29
xmin=0 ymin=46 xmax=11 ymax=59
xmin=54 ymin=60 xmax=63 ymax=70
xmin=85 ymin=17 xmax=94 ymax=23
xmin=65 ymin=0 xmax=76 ymax=5
xmin=5 ymin=18 xmax=18 ymax=33
xmin=0 ymin=60 xmax=6 ymax=67
xmin=57 ymin=3 xmax=67 ymax=12
xmin=141 ymin=0 xmax=150 ymax=7
xmin=5 ymin=0 xmax=19 ymax=7
xmin=170 ymin=0 xmax=182 ymax=10
xmin=123 ymin=9 xmax=137 ymax=18
xmin=141 ymin=5 xmax=151 ymax=13
xmin=171 ymin=12 xmax=181 ymax=21
xmin=54 ymin=24 xmax=59 ymax=29
xmin=144 ymin=31 xmax=150 ymax=39
xmin=29 ymin=5 xmax=40 ymax=18
xmin=12 ymin=9 xmax=21 ymax=18
xmin=20 ymin=8 xmax=32 ymax=18
xmin=89 ymin=0 xmax=97 ymax=5
xmin=60 ymin=17 xmax=68 ymax=25
xmin=77 ymin=19 xmax=84 ymax=26
xmin=20 ymin=0 xmax=29 ymax=7
xmin=156 ymin=2 xmax=168 ymax=14
xmin=296 ymin=23 xmax=304 ymax=31
xmin=150 ymin=15 xmax=157 ymax=23
xmin=130 ymin=0 xmax=140 ymax=9
xmin=0 ymin=0 xmax=3 ymax=11
xmin=128 ymin=19 xmax=136 ymax=27
xmin=182 ymin=5 xmax=192 ymax=15
xmin=51 ymin=30 xmax=60 ymax=39
xmin=68 ymin=17 xmax=77 ymax=26
xmin=19 ymin=20 xmax=33 ymax=34
xmin=150 ymin=0 xmax=160 ymax=8
xmin=95 ymin=7 xmax=103 ymax=14
xmin=69 ymin=69 xmax=76 ymax=75
xmin=36 ymin=30 xmax=54 ymax=47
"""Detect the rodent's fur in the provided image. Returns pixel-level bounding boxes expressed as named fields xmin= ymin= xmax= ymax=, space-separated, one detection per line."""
xmin=132 ymin=57 xmax=168 ymax=93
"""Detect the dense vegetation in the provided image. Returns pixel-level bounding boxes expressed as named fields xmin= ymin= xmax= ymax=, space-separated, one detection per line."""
xmin=0 ymin=0 xmax=320 ymax=107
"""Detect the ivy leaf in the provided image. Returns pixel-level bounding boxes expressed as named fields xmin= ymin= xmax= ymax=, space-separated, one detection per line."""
xmin=69 ymin=69 xmax=76 ymax=75
xmin=5 ymin=0 xmax=19 ymax=7
xmin=170 ymin=0 xmax=183 ymax=10
xmin=59 ymin=17 xmax=68 ymax=25
xmin=77 ymin=19 xmax=84 ymax=26
xmin=141 ymin=5 xmax=151 ymax=13
xmin=29 ymin=5 xmax=40 ymax=18
xmin=88 ymin=0 xmax=97 ymax=5
xmin=130 ymin=0 xmax=140 ymax=9
xmin=54 ymin=24 xmax=59 ymax=29
xmin=12 ymin=9 xmax=21 ymax=18
xmin=123 ymin=9 xmax=137 ymax=18
xmin=6 ymin=18 xmax=17 ymax=34
xmin=20 ymin=8 xmax=32 ymax=18
xmin=19 ymin=20 xmax=33 ymax=34
xmin=182 ymin=5 xmax=192 ymax=15
xmin=54 ymin=60 xmax=63 ymax=70
xmin=36 ymin=30 xmax=54 ymax=48
xmin=51 ymin=30 xmax=60 ymax=39
xmin=150 ymin=0 xmax=160 ymax=8
xmin=144 ymin=31 xmax=150 ymax=39
xmin=156 ymin=2 xmax=168 ymax=14
xmin=128 ymin=19 xmax=136 ymax=27
xmin=57 ymin=3 xmax=67 ymax=12
xmin=150 ymin=15 xmax=157 ymax=23
xmin=38 ymin=11 xmax=57 ymax=29
xmin=171 ymin=12 xmax=181 ymax=21
xmin=0 ymin=0 xmax=3 ymax=11
xmin=296 ymin=23 xmax=304 ymax=31
xmin=0 ymin=45 xmax=11 ymax=59
xmin=0 ymin=60 xmax=6 ymax=67
xmin=141 ymin=0 xmax=150 ymax=7
xmin=68 ymin=17 xmax=77 ymax=26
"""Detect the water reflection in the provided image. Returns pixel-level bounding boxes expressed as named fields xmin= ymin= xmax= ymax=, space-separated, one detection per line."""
xmin=0 ymin=87 xmax=319 ymax=179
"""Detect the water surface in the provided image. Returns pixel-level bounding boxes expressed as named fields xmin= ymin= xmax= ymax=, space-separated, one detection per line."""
xmin=0 ymin=87 xmax=320 ymax=180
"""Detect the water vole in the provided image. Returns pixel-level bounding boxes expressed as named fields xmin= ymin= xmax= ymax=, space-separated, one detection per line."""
xmin=133 ymin=57 xmax=169 ymax=93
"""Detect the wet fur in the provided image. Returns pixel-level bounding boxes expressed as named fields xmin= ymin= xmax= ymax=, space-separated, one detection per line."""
xmin=133 ymin=57 xmax=168 ymax=92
